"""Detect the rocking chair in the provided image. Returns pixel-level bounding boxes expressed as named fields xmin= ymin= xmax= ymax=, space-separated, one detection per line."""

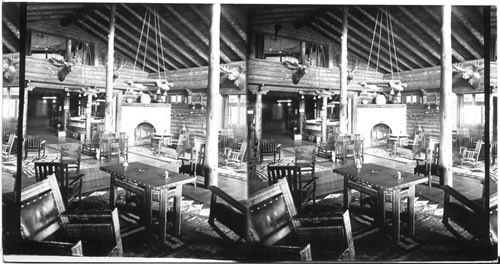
xmin=460 ymin=140 xmax=484 ymax=167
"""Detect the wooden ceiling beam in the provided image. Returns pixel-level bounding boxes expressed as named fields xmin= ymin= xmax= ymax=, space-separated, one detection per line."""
xmin=310 ymin=21 xmax=391 ymax=73
xmin=355 ymin=7 xmax=435 ymax=68
xmin=424 ymin=6 xmax=482 ymax=59
xmin=120 ymin=4 xmax=202 ymax=68
xmin=163 ymin=5 xmax=231 ymax=63
xmin=75 ymin=19 xmax=157 ymax=72
xmin=27 ymin=15 xmax=67 ymax=22
xmin=144 ymin=5 xmax=208 ymax=66
xmin=452 ymin=7 xmax=484 ymax=46
xmin=27 ymin=4 xmax=86 ymax=12
xmin=325 ymin=12 xmax=414 ymax=71
xmin=397 ymin=6 xmax=465 ymax=62
xmin=2 ymin=16 xmax=20 ymax=39
xmin=221 ymin=6 xmax=247 ymax=43
xmin=2 ymin=38 xmax=18 ymax=53
xmin=379 ymin=8 xmax=441 ymax=66
xmin=94 ymin=9 xmax=180 ymax=70
xmin=189 ymin=5 xmax=246 ymax=60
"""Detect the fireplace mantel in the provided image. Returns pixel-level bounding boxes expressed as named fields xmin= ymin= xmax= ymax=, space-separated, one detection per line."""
xmin=355 ymin=104 xmax=407 ymax=147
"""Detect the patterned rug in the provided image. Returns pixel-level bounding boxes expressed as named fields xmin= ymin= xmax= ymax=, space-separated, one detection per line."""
xmin=255 ymin=158 xmax=332 ymax=183
xmin=66 ymin=189 xmax=240 ymax=259
xmin=46 ymin=143 xmax=95 ymax=160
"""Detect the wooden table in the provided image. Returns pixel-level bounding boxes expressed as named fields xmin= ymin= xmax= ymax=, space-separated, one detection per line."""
xmin=388 ymin=134 xmax=408 ymax=157
xmin=100 ymin=162 xmax=195 ymax=243
xmin=333 ymin=163 xmax=428 ymax=244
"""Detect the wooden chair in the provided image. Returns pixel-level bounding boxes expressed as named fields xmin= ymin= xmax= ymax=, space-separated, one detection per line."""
xmin=247 ymin=178 xmax=355 ymax=261
xmin=317 ymin=133 xmax=336 ymax=159
xmin=260 ymin=139 xmax=281 ymax=163
xmin=224 ymin=141 xmax=248 ymax=168
xmin=294 ymin=147 xmax=316 ymax=177
xmin=2 ymin=133 xmax=16 ymax=161
xmin=460 ymin=140 xmax=484 ymax=167
xmin=208 ymin=185 xmax=247 ymax=242
xmin=18 ymin=173 xmax=122 ymax=256
xmin=60 ymin=145 xmax=82 ymax=179
xmin=34 ymin=162 xmax=84 ymax=207
xmin=82 ymin=131 xmax=101 ymax=156
xmin=24 ymin=135 xmax=46 ymax=159
xmin=267 ymin=165 xmax=317 ymax=214
xmin=414 ymin=142 xmax=442 ymax=187
xmin=99 ymin=137 xmax=121 ymax=161
xmin=334 ymin=134 xmax=355 ymax=164
xmin=179 ymin=140 xmax=206 ymax=187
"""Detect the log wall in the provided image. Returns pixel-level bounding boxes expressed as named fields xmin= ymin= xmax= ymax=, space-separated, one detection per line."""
xmin=388 ymin=61 xmax=497 ymax=93
xmin=247 ymin=59 xmax=383 ymax=91
xmin=406 ymin=104 xmax=441 ymax=138
xmin=170 ymin=103 xmax=207 ymax=139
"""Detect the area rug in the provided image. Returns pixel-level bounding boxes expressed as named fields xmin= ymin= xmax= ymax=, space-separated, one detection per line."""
xmin=281 ymin=145 xmax=331 ymax=163
xmin=364 ymin=147 xmax=415 ymax=164
xmin=128 ymin=145 xmax=180 ymax=164
xmin=45 ymin=143 xmax=95 ymax=160
xmin=255 ymin=158 xmax=332 ymax=183
xmin=66 ymin=189 xmax=240 ymax=259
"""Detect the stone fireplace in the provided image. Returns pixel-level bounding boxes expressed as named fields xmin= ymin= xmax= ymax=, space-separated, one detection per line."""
xmin=355 ymin=104 xmax=406 ymax=147
xmin=119 ymin=103 xmax=171 ymax=146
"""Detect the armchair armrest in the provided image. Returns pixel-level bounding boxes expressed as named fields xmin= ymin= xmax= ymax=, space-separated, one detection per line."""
xmin=20 ymin=240 xmax=83 ymax=256
xmin=208 ymin=185 xmax=246 ymax=213
xmin=68 ymin=173 xmax=85 ymax=185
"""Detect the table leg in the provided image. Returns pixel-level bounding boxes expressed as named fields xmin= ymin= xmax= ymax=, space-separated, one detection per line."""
xmin=377 ymin=190 xmax=385 ymax=230
xmin=174 ymin=185 xmax=183 ymax=236
xmin=408 ymin=185 xmax=416 ymax=236
xmin=343 ymin=177 xmax=350 ymax=210
xmin=392 ymin=190 xmax=401 ymax=244
xmin=109 ymin=174 xmax=116 ymax=210
xmin=159 ymin=188 xmax=168 ymax=243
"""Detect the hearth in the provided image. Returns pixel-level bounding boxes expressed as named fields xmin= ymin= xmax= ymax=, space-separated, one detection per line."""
xmin=355 ymin=104 xmax=406 ymax=147
xmin=119 ymin=103 xmax=171 ymax=146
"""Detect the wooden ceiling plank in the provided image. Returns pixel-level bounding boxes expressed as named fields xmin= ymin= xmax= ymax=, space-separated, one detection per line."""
xmin=379 ymin=8 xmax=441 ymax=66
xmin=452 ymin=7 xmax=484 ymax=46
xmin=424 ymin=6 xmax=482 ymax=59
xmin=163 ymin=5 xmax=231 ymax=63
xmin=2 ymin=16 xmax=20 ymax=39
xmin=27 ymin=15 xmax=67 ymax=22
xmin=120 ymin=4 xmax=201 ymax=68
xmin=27 ymin=3 xmax=86 ymax=12
xmin=75 ymin=19 xmax=157 ymax=72
xmin=189 ymin=4 xmax=246 ymax=60
xmin=325 ymin=12 xmax=414 ymax=71
xmin=355 ymin=7 xmax=434 ymax=68
xmin=94 ymin=9 xmax=180 ymax=70
xmin=310 ymin=21 xmax=391 ymax=73
xmin=398 ymin=6 xmax=465 ymax=62
xmin=221 ymin=6 xmax=247 ymax=43
xmin=2 ymin=38 xmax=18 ymax=53
xmin=144 ymin=5 xmax=208 ymax=66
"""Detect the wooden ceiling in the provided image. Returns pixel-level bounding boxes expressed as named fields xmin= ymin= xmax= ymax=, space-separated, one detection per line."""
xmin=2 ymin=4 xmax=497 ymax=75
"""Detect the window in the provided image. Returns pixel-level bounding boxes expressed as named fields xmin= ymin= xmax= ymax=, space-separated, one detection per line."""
xmin=463 ymin=93 xmax=485 ymax=126
xmin=226 ymin=95 xmax=246 ymax=126
xmin=170 ymin=95 xmax=183 ymax=103
xmin=405 ymin=95 xmax=418 ymax=104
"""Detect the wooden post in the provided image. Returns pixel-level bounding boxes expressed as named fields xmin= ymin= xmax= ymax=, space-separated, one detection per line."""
xmin=15 ymin=2 xmax=27 ymax=240
xmin=63 ymin=92 xmax=70 ymax=132
xmin=66 ymin=39 xmax=72 ymax=62
xmin=352 ymin=93 xmax=358 ymax=133
xmin=482 ymin=5 xmax=491 ymax=214
xmin=300 ymin=42 xmax=306 ymax=64
xmin=299 ymin=95 xmax=305 ymax=134
xmin=205 ymin=3 xmax=221 ymax=187
xmin=328 ymin=45 xmax=335 ymax=69
xmin=253 ymin=86 xmax=269 ymax=162
xmin=104 ymin=3 xmax=116 ymax=132
xmin=85 ymin=94 xmax=92 ymax=141
xmin=439 ymin=5 xmax=453 ymax=187
xmin=339 ymin=7 xmax=349 ymax=134
xmin=322 ymin=95 xmax=328 ymax=143
xmin=116 ymin=90 xmax=123 ymax=132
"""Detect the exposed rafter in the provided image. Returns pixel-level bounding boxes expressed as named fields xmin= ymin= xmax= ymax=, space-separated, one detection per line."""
xmin=221 ymin=6 xmax=247 ymax=42
xmin=189 ymin=4 xmax=246 ymax=60
xmin=424 ymin=6 xmax=482 ymax=59
xmin=452 ymin=7 xmax=484 ymax=45
xmin=2 ymin=16 xmax=20 ymax=39
xmin=144 ymin=5 xmax=209 ymax=66
xmin=120 ymin=4 xmax=202 ymax=68
xmin=93 ymin=9 xmax=179 ymax=70
xmin=355 ymin=7 xmax=435 ymax=68
xmin=163 ymin=5 xmax=231 ymax=63
xmin=397 ymin=6 xmax=465 ymax=62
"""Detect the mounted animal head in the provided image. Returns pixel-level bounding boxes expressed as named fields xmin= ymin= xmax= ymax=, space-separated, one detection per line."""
xmin=283 ymin=60 xmax=309 ymax=85
xmin=48 ymin=57 xmax=74 ymax=82
xmin=220 ymin=64 xmax=246 ymax=88
xmin=113 ymin=58 xmax=126 ymax=80
xmin=453 ymin=61 xmax=483 ymax=89
xmin=3 ymin=57 xmax=18 ymax=83
xmin=347 ymin=59 xmax=361 ymax=84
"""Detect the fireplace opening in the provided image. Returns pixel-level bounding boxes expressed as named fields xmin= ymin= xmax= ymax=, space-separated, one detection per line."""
xmin=371 ymin=123 xmax=392 ymax=146
xmin=135 ymin=122 xmax=156 ymax=145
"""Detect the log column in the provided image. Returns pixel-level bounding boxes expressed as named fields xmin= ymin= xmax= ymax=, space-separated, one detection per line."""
xmin=252 ymin=86 xmax=269 ymax=162
xmin=63 ymin=92 xmax=70 ymax=132
xmin=321 ymin=95 xmax=328 ymax=143
xmin=205 ymin=3 xmax=221 ymax=187
xmin=339 ymin=7 xmax=349 ymax=134
xmin=85 ymin=94 xmax=92 ymax=141
xmin=104 ymin=4 xmax=116 ymax=132
xmin=439 ymin=5 xmax=453 ymax=187
xmin=299 ymin=94 xmax=305 ymax=135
